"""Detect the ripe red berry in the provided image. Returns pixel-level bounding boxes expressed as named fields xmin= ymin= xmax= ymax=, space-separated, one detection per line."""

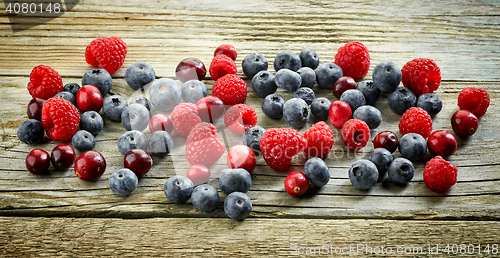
xmin=401 ymin=58 xmax=441 ymax=97
xmin=227 ymin=145 xmax=256 ymax=173
xmin=399 ymin=107 xmax=433 ymax=139
xmin=303 ymin=121 xmax=334 ymax=159
xmin=332 ymin=76 xmax=356 ymax=99
xmin=209 ymin=54 xmax=237 ymax=81
xmin=26 ymin=149 xmax=51 ymax=175
xmin=124 ymin=149 xmax=153 ymax=177
xmin=74 ymin=150 xmax=106 ymax=182
xmin=334 ymin=41 xmax=370 ymax=80
xmin=27 ymin=65 xmax=63 ymax=100
xmin=373 ymin=131 xmax=399 ymax=153
xmin=85 ymin=36 xmax=127 ymax=75
xmin=423 ymin=156 xmax=457 ymax=192
xmin=76 ymin=85 xmax=103 ymax=112
xmin=214 ymin=44 xmax=237 ymax=61
xmin=196 ymin=96 xmax=225 ymax=123
xmin=185 ymin=122 xmax=225 ymax=166
xmin=451 ymin=110 xmax=478 ymax=137
xmin=149 ymin=114 xmax=173 ymax=134
xmin=27 ymin=98 xmax=45 ymax=121
xmin=175 ymin=57 xmax=207 ymax=82
xmin=427 ymin=130 xmax=457 ymax=158
xmin=329 ymin=100 xmax=352 ymax=129
xmin=224 ymin=104 xmax=257 ymax=135
xmin=171 ymin=103 xmax=202 ymax=137
xmin=186 ymin=164 xmax=211 ymax=185
xmin=260 ymin=128 xmax=307 ymax=172
xmin=340 ymin=119 xmax=370 ymax=150
xmin=51 ymin=144 xmax=76 ymax=170
xmin=41 ymin=97 xmax=80 ymax=142
xmin=457 ymin=87 xmax=490 ymax=118
xmin=212 ymin=74 xmax=247 ymax=106
xmin=284 ymin=171 xmax=309 ymax=197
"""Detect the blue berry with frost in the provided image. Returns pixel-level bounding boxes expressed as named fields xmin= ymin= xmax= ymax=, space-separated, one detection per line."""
xmin=372 ymin=61 xmax=402 ymax=93
xmin=191 ymin=184 xmax=219 ymax=212
xmin=121 ymin=104 xmax=150 ymax=131
xmin=72 ymin=130 xmax=96 ymax=153
xmin=283 ymin=98 xmax=310 ymax=128
xmin=310 ymin=97 xmax=331 ymax=120
xmin=340 ymin=89 xmax=366 ymax=112
xmin=292 ymin=87 xmax=315 ymax=105
xmin=224 ymin=192 xmax=252 ymax=220
xmin=80 ymin=111 xmax=103 ymax=136
xmin=352 ymin=105 xmax=382 ymax=129
xmin=17 ymin=119 xmax=44 ymax=144
xmin=316 ymin=62 xmax=343 ymax=89
xmin=349 ymin=159 xmax=378 ymax=190
xmin=125 ymin=61 xmax=156 ymax=90
xmin=128 ymin=96 xmax=151 ymax=110
xmin=356 ymin=80 xmax=380 ymax=106
xmin=273 ymin=50 xmax=301 ymax=72
xmin=388 ymin=87 xmax=416 ymax=115
xmin=297 ymin=67 xmax=316 ymax=88
xmin=299 ymin=48 xmax=319 ymax=70
xmin=54 ymin=91 xmax=76 ymax=105
xmin=109 ymin=168 xmax=139 ymax=196
xmin=369 ymin=148 xmax=393 ymax=180
xmin=103 ymin=95 xmax=127 ymax=122
xmin=275 ymin=68 xmax=301 ymax=92
xmin=251 ymin=70 xmax=277 ymax=97
xmin=242 ymin=53 xmax=268 ymax=78
xmin=117 ymin=130 xmax=148 ymax=155
xmin=63 ymin=83 xmax=80 ymax=96
xmin=147 ymin=130 xmax=174 ymax=156
xmin=388 ymin=158 xmax=414 ymax=185
xmin=261 ymin=93 xmax=285 ymax=119
xmin=416 ymin=93 xmax=442 ymax=117
xmin=243 ymin=126 xmax=266 ymax=156
xmin=182 ymin=80 xmax=207 ymax=103
xmin=304 ymin=157 xmax=330 ymax=188
xmin=218 ymin=168 xmax=252 ymax=195
xmin=398 ymin=133 xmax=427 ymax=161
xmin=82 ymin=69 xmax=112 ymax=96
xmin=149 ymin=78 xmax=181 ymax=112
xmin=164 ymin=175 xmax=193 ymax=203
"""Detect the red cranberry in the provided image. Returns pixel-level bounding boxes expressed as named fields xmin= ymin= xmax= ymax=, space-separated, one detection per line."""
xmin=186 ymin=164 xmax=211 ymax=185
xmin=214 ymin=44 xmax=237 ymax=61
xmin=332 ymin=76 xmax=356 ymax=98
xmin=328 ymin=100 xmax=352 ymax=129
xmin=27 ymin=98 xmax=45 ymax=120
xmin=373 ymin=131 xmax=399 ymax=153
xmin=124 ymin=149 xmax=152 ymax=177
xmin=227 ymin=145 xmax=256 ymax=173
xmin=26 ymin=149 xmax=50 ymax=175
xmin=175 ymin=57 xmax=207 ymax=82
xmin=76 ymin=85 xmax=103 ymax=112
xmin=284 ymin=171 xmax=309 ymax=197
xmin=74 ymin=150 xmax=106 ymax=181
xmin=149 ymin=114 xmax=173 ymax=134
xmin=196 ymin=96 xmax=225 ymax=123
xmin=51 ymin=144 xmax=76 ymax=170
xmin=427 ymin=130 xmax=457 ymax=158
xmin=451 ymin=110 xmax=478 ymax=137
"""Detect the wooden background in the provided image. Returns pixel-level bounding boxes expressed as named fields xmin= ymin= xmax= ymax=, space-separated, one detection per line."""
xmin=1 ymin=0 xmax=499 ymax=256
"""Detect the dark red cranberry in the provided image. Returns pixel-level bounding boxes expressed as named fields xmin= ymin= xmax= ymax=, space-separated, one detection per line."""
xmin=214 ymin=44 xmax=237 ymax=61
xmin=284 ymin=171 xmax=309 ymax=197
xmin=74 ymin=150 xmax=106 ymax=182
xmin=51 ymin=144 xmax=76 ymax=170
xmin=227 ymin=145 xmax=256 ymax=173
xmin=196 ymin=96 xmax=225 ymax=123
xmin=27 ymin=98 xmax=45 ymax=120
xmin=186 ymin=164 xmax=211 ymax=185
xmin=149 ymin=114 xmax=173 ymax=134
xmin=76 ymin=85 xmax=103 ymax=112
xmin=373 ymin=131 xmax=399 ymax=153
xmin=175 ymin=57 xmax=207 ymax=82
xmin=26 ymin=149 xmax=50 ymax=175
xmin=124 ymin=149 xmax=153 ymax=177
xmin=427 ymin=130 xmax=457 ymax=158
xmin=451 ymin=110 xmax=478 ymax=137
xmin=332 ymin=76 xmax=356 ymax=98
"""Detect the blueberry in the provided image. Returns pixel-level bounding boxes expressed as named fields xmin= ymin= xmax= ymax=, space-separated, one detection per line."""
xmin=251 ymin=71 xmax=277 ymax=97
xmin=121 ymin=104 xmax=150 ymax=131
xmin=164 ymin=175 xmax=194 ymax=204
xmin=388 ymin=87 xmax=417 ymax=115
xmin=416 ymin=93 xmax=442 ymax=117
xmin=273 ymin=50 xmax=301 ymax=72
xmin=387 ymin=158 xmax=415 ymax=185
xmin=261 ymin=94 xmax=286 ymax=119
xmin=147 ymin=130 xmax=174 ymax=156
xmin=296 ymin=67 xmax=316 ymax=88
xmin=372 ymin=61 xmax=402 ymax=93
xmin=218 ymin=168 xmax=252 ymax=195
xmin=348 ymin=159 xmax=379 ymax=190
xmin=304 ymin=157 xmax=330 ymax=188
xmin=191 ymin=184 xmax=219 ymax=212
xmin=82 ymin=69 xmax=112 ymax=96
xmin=108 ymin=168 xmax=139 ymax=196
xmin=181 ymin=80 xmax=207 ymax=103
xmin=54 ymin=91 xmax=76 ymax=105
xmin=398 ymin=133 xmax=427 ymax=161
xmin=316 ymin=62 xmax=343 ymax=89
xmin=63 ymin=83 xmax=80 ymax=96
xmin=128 ymin=96 xmax=151 ymax=111
xmin=275 ymin=68 xmax=302 ymax=92
xmin=242 ymin=53 xmax=268 ymax=78
xmin=103 ymin=95 xmax=128 ymax=122
xmin=80 ymin=111 xmax=104 ymax=136
xmin=340 ymin=89 xmax=366 ymax=112
xmin=243 ymin=126 xmax=266 ymax=156
xmin=117 ymin=130 xmax=148 ymax=155
xmin=149 ymin=78 xmax=181 ymax=112
xmin=299 ymin=48 xmax=319 ymax=70
xmin=352 ymin=105 xmax=382 ymax=129
xmin=283 ymin=98 xmax=310 ymax=129
xmin=125 ymin=61 xmax=156 ymax=90
xmin=369 ymin=148 xmax=393 ymax=180
xmin=356 ymin=80 xmax=381 ymax=106
xmin=292 ymin=87 xmax=315 ymax=105
xmin=17 ymin=119 xmax=44 ymax=144
xmin=224 ymin=192 xmax=252 ymax=220
xmin=71 ymin=130 xmax=96 ymax=153
xmin=310 ymin=97 xmax=331 ymax=120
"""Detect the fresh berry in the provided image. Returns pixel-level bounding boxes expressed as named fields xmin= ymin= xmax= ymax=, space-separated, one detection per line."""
xmin=214 ymin=44 xmax=237 ymax=60
xmin=51 ymin=144 xmax=76 ymax=170
xmin=398 ymin=133 xmax=427 ymax=161
xmin=124 ymin=149 xmax=153 ymax=177
xmin=171 ymin=103 xmax=202 ymax=137
xmin=284 ymin=171 xmax=309 ymax=197
xmin=54 ymin=91 xmax=76 ymax=106
xmin=260 ymin=128 xmax=307 ymax=172
xmin=348 ymin=159 xmax=378 ymax=190
xmin=85 ymin=36 xmax=127 ymax=75
xmin=186 ymin=122 xmax=219 ymax=146
xmin=388 ymin=87 xmax=417 ymax=115
xmin=121 ymin=104 xmax=150 ymax=131
xmin=27 ymin=65 xmax=63 ymax=100
xmin=353 ymin=105 xmax=382 ymax=129
xmin=125 ymin=61 xmax=156 ymax=90
xmin=41 ymin=97 xmax=80 ymax=142
xmin=181 ymin=80 xmax=207 ymax=104
xmin=26 ymin=149 xmax=50 ymax=175
xmin=427 ymin=130 xmax=457 ymax=158
xmin=416 ymin=93 xmax=442 ymax=117
xmin=242 ymin=53 xmax=268 ymax=78
xmin=292 ymin=87 xmax=315 ymax=105
xmin=311 ymin=97 xmax=331 ymax=120
xmin=147 ymin=130 xmax=174 ymax=156
xmin=72 ymin=130 xmax=95 ymax=153
xmin=273 ymin=50 xmax=301 ymax=72
xmin=212 ymin=74 xmax=247 ymax=105
xmin=149 ymin=78 xmax=181 ymax=112
xmin=185 ymin=122 xmax=225 ymax=166
xmin=303 ymin=157 xmax=330 ymax=188
xmin=102 ymin=95 xmax=127 ymax=122
xmin=164 ymin=175 xmax=194 ymax=203
xmin=401 ymin=58 xmax=441 ymax=97
xmin=261 ymin=93 xmax=285 ymax=119
xmin=74 ymin=150 xmax=106 ymax=182
xmin=186 ymin=164 xmax=211 ymax=186
xmin=283 ymin=98 xmax=310 ymax=129
xmin=356 ymin=80 xmax=380 ymax=106
xmin=224 ymin=192 xmax=252 ymax=220
xmin=243 ymin=126 xmax=266 ymax=156
xmin=451 ymin=110 xmax=478 ymax=137
xmin=63 ymin=83 xmax=80 ymax=97
xmin=334 ymin=41 xmax=370 ymax=80
xmin=209 ymin=54 xmax=237 ymax=81
xmin=129 ymin=97 xmax=151 ymax=111
xmin=275 ymin=68 xmax=302 ymax=92
xmin=149 ymin=113 xmax=173 ymax=134
xmin=340 ymin=89 xmax=366 ymax=112
xmin=80 ymin=111 xmax=103 ymax=136
xmin=316 ymin=62 xmax=343 ymax=89
xmin=299 ymin=48 xmax=320 ymax=70
xmin=227 ymin=145 xmax=256 ymax=173
xmin=373 ymin=131 xmax=398 ymax=153
xmin=387 ymin=158 xmax=414 ymax=185
xmin=423 ymin=156 xmax=457 ymax=192
xmin=372 ymin=61 xmax=402 ymax=93
xmin=17 ymin=119 xmax=44 ymax=145
xmin=399 ymin=107 xmax=433 ymax=138
xmin=303 ymin=121 xmax=334 ymax=159
xmin=108 ymin=168 xmax=138 ymax=196
xmin=296 ymin=67 xmax=316 ymax=88
xmin=224 ymin=104 xmax=258 ymax=135
xmin=196 ymin=96 xmax=225 ymax=123
xmin=369 ymin=148 xmax=393 ymax=180
xmin=117 ymin=130 xmax=148 ymax=155
xmin=328 ymin=100 xmax=352 ymax=129
xmin=457 ymin=87 xmax=490 ymax=118
xmin=27 ymin=98 xmax=45 ymax=121
xmin=340 ymin=119 xmax=370 ymax=150
xmin=251 ymin=70 xmax=277 ymax=97
xmin=76 ymin=85 xmax=103 ymax=112
xmin=81 ymin=69 xmax=112 ymax=96
xmin=175 ymin=57 xmax=207 ymax=82
xmin=218 ymin=168 xmax=252 ymax=195
xmin=332 ymin=76 xmax=357 ymax=99
xmin=191 ymin=184 xmax=219 ymax=212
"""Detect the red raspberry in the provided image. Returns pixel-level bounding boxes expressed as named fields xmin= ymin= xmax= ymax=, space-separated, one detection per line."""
xmin=85 ymin=36 xmax=127 ymax=75
xmin=212 ymin=74 xmax=247 ymax=106
xmin=209 ymin=54 xmax=237 ymax=81
xmin=260 ymin=128 xmax=307 ymax=172
xmin=41 ymin=97 xmax=80 ymax=142
xmin=423 ymin=156 xmax=458 ymax=192
xmin=214 ymin=44 xmax=237 ymax=61
xmin=399 ymin=107 xmax=433 ymax=138
xmin=185 ymin=122 xmax=226 ymax=166
xmin=186 ymin=122 xmax=218 ymax=145
xmin=27 ymin=65 xmax=63 ymax=100
xmin=224 ymin=104 xmax=257 ymax=135
xmin=340 ymin=119 xmax=370 ymax=150
xmin=457 ymin=87 xmax=490 ymax=118
xmin=171 ymin=103 xmax=202 ymax=137
xmin=401 ymin=58 xmax=441 ymax=97
xmin=303 ymin=121 xmax=334 ymax=159
xmin=334 ymin=41 xmax=370 ymax=80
